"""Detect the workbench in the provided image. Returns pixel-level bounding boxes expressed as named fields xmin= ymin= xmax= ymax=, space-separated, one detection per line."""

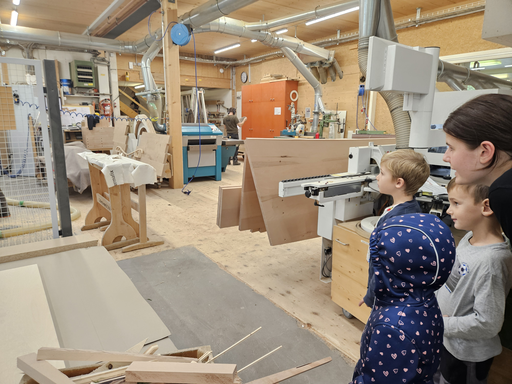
xmin=79 ymin=153 xmax=163 ymax=252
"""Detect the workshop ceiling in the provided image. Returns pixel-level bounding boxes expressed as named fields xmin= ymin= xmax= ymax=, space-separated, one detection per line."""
xmin=0 ymin=0 xmax=481 ymax=60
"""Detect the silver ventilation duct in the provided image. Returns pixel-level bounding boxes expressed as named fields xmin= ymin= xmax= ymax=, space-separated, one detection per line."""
xmin=358 ymin=0 xmax=411 ymax=149
xmin=281 ymin=47 xmax=325 ymax=132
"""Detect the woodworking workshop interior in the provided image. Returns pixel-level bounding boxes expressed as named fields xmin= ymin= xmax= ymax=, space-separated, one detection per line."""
xmin=2 ymin=0 xmax=512 ymax=383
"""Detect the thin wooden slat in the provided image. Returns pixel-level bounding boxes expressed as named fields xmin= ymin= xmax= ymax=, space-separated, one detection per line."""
xmin=125 ymin=361 xmax=237 ymax=384
xmin=245 ymin=357 xmax=332 ymax=384
xmin=244 ymin=138 xmax=395 ymax=246
xmin=37 ymin=347 xmax=197 ymax=364
xmin=217 ymin=186 xmax=242 ymax=228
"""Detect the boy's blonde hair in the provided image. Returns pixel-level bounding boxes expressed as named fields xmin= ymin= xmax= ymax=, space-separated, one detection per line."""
xmin=446 ymin=177 xmax=489 ymax=204
xmin=380 ymin=150 xmax=430 ymax=196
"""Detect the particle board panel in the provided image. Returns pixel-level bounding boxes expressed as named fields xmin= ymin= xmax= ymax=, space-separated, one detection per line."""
xmin=0 ymin=86 xmax=16 ymax=131
xmin=217 ymin=185 xmax=242 ymax=228
xmin=125 ymin=361 xmax=237 ymax=384
xmin=239 ymin=156 xmax=265 ymax=232
xmin=0 ymin=246 xmax=172 ymax=368
xmin=244 ymin=138 xmax=395 ymax=246
xmin=0 ymin=265 xmax=64 ymax=384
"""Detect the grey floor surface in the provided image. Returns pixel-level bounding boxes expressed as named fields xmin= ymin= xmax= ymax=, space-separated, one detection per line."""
xmin=118 ymin=246 xmax=355 ymax=384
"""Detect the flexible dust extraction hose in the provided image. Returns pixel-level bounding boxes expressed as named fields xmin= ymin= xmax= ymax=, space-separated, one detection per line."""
xmin=0 ymin=198 xmax=81 ymax=238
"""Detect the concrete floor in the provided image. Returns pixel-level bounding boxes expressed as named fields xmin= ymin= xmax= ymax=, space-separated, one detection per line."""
xmin=68 ymin=159 xmax=365 ymax=375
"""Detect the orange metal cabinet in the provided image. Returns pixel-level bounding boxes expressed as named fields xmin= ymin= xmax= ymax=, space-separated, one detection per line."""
xmin=241 ymin=80 xmax=298 ymax=139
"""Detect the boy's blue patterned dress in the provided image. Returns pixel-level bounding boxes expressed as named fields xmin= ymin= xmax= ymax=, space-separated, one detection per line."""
xmin=352 ymin=214 xmax=456 ymax=384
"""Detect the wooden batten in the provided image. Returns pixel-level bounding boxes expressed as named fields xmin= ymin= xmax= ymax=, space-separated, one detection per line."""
xmin=125 ymin=361 xmax=237 ymax=384
xmin=239 ymin=156 xmax=265 ymax=233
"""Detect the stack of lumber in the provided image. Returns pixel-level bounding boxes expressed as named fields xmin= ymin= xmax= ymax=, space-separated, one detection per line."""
xmin=259 ymin=74 xmax=299 ymax=83
xmin=18 ymin=346 xmax=331 ymax=384
xmin=217 ymin=138 xmax=396 ymax=245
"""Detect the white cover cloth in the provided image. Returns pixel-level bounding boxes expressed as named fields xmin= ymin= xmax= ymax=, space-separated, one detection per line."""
xmin=79 ymin=152 xmax=157 ymax=188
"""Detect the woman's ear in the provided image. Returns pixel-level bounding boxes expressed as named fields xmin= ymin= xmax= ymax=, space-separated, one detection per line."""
xmin=479 ymin=141 xmax=496 ymax=166
xmin=481 ymin=198 xmax=494 ymax=217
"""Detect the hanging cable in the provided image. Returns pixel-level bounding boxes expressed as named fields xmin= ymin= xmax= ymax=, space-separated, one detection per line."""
xmin=148 ymin=11 xmax=177 ymax=42
xmin=182 ymin=30 xmax=202 ymax=195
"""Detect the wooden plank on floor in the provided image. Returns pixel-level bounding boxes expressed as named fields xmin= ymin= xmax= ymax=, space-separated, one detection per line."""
xmin=239 ymin=156 xmax=265 ymax=232
xmin=37 ymin=347 xmax=197 ymax=364
xmin=1 ymin=265 xmax=64 ymax=384
xmin=125 ymin=361 xmax=237 ymax=384
xmin=244 ymin=138 xmax=395 ymax=246
xmin=217 ymin=186 xmax=242 ymax=228
xmin=0 ymin=233 xmax=98 ymax=264
xmin=246 ymin=356 xmax=332 ymax=384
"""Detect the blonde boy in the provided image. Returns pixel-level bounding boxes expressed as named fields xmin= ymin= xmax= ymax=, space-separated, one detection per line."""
xmin=360 ymin=149 xmax=430 ymax=307
xmin=435 ymin=179 xmax=512 ymax=384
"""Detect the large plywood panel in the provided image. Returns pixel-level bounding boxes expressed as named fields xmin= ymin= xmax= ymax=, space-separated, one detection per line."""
xmin=0 ymin=265 xmax=64 ymax=384
xmin=244 ymin=138 xmax=395 ymax=246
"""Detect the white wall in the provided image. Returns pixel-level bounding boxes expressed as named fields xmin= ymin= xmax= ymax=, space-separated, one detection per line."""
xmin=204 ymin=88 xmax=232 ymax=114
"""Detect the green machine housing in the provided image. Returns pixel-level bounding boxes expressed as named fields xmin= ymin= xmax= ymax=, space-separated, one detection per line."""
xmin=70 ymin=60 xmax=97 ymax=88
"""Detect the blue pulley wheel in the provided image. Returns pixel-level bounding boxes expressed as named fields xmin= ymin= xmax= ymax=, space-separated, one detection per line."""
xmin=171 ymin=24 xmax=191 ymax=46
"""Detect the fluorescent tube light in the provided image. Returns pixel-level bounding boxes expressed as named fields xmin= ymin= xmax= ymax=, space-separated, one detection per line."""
xmin=214 ymin=43 xmax=241 ymax=54
xmin=13 ymin=0 xmax=20 ymax=5
xmin=505 ymin=65 xmax=512 ymax=68
xmin=275 ymin=28 xmax=288 ymax=35
xmin=251 ymin=39 xmax=257 ymax=43
xmin=10 ymin=10 xmax=18 ymax=27
xmin=134 ymin=84 xmax=145 ymax=89
xmin=305 ymin=6 xmax=359 ymax=25
xmin=471 ymin=67 xmax=486 ymax=71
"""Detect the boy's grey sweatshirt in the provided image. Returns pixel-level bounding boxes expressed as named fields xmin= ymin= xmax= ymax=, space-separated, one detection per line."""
xmin=437 ymin=231 xmax=512 ymax=362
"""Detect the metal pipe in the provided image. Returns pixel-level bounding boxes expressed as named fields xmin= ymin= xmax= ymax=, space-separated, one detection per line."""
xmin=438 ymin=60 xmax=512 ymax=89
xmin=246 ymin=1 xmax=359 ymax=31
xmin=141 ymin=40 xmax=165 ymax=132
xmin=83 ymin=0 xmax=125 ymax=35
xmin=332 ymin=58 xmax=344 ymax=79
xmin=281 ymin=47 xmax=324 ymax=132
xmin=179 ymin=0 xmax=258 ymax=29
xmin=376 ymin=0 xmax=397 ymax=42
xmin=318 ymin=65 xmax=328 ymax=84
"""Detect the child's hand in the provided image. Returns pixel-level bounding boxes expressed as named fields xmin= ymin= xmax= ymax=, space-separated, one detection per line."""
xmin=358 ymin=299 xmax=365 ymax=307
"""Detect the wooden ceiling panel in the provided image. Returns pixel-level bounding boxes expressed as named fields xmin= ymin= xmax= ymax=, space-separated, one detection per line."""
xmin=2 ymin=0 xmax=482 ymax=60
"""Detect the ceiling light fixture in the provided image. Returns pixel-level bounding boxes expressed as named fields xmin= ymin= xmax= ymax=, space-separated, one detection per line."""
xmin=305 ymin=6 xmax=359 ymax=26
xmin=214 ymin=43 xmax=241 ymax=54
xmin=13 ymin=0 xmax=20 ymax=5
xmin=134 ymin=84 xmax=145 ymax=89
xmin=275 ymin=28 xmax=288 ymax=35
xmin=251 ymin=39 xmax=257 ymax=43
xmin=505 ymin=65 xmax=512 ymax=68
xmin=10 ymin=10 xmax=18 ymax=27
xmin=471 ymin=67 xmax=486 ymax=71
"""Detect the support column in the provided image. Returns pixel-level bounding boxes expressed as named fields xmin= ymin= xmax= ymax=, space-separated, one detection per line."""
xmin=163 ymin=0 xmax=184 ymax=188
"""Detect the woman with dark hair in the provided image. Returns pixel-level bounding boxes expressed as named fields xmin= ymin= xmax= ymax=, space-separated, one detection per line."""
xmin=441 ymin=93 xmax=512 ymax=383
xmin=442 ymin=93 xmax=512 ymax=240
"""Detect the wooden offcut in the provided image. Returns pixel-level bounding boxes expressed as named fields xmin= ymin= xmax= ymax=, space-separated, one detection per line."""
xmin=137 ymin=132 xmax=172 ymax=179
xmin=81 ymin=118 xmax=115 ymax=151
xmin=0 ymin=233 xmax=97 ymax=264
xmin=37 ymin=347 xmax=197 ymax=364
xmin=239 ymin=157 xmax=265 ymax=232
xmin=217 ymin=186 xmax=242 ymax=228
xmin=246 ymin=356 xmax=332 ymax=384
xmin=18 ymin=354 xmax=74 ymax=384
xmin=244 ymin=138 xmax=395 ymax=246
xmin=125 ymin=361 xmax=237 ymax=384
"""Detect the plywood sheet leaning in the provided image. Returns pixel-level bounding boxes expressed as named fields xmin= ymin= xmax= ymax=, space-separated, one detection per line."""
xmin=217 ymin=186 xmax=242 ymax=228
xmin=137 ymin=132 xmax=172 ymax=179
xmin=0 ymin=265 xmax=64 ymax=384
xmin=244 ymin=138 xmax=396 ymax=246
xmin=112 ymin=124 xmax=130 ymax=153
xmin=239 ymin=156 xmax=266 ymax=232
xmin=125 ymin=361 xmax=237 ymax=384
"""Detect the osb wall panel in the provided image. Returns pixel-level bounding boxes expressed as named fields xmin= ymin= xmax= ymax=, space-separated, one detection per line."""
xmin=236 ymin=11 xmax=506 ymax=136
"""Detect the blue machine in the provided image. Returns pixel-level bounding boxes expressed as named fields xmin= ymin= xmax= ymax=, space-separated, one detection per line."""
xmin=182 ymin=123 xmax=223 ymax=183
